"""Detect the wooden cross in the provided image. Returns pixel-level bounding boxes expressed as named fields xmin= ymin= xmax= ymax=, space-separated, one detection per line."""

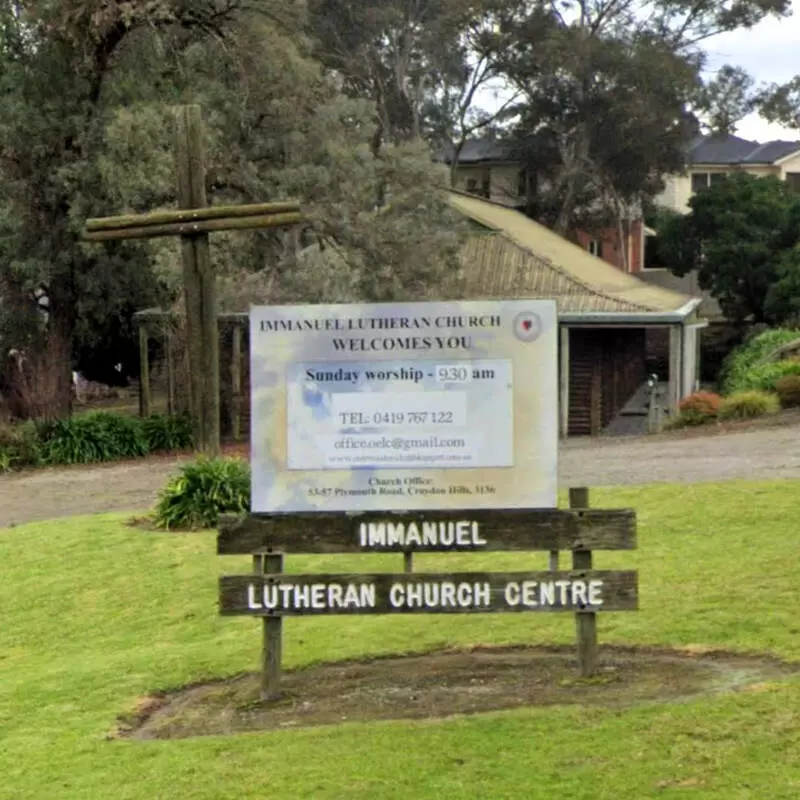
xmin=83 ymin=105 xmax=306 ymax=456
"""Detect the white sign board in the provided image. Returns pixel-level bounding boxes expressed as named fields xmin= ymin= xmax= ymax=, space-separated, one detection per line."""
xmin=250 ymin=300 xmax=558 ymax=512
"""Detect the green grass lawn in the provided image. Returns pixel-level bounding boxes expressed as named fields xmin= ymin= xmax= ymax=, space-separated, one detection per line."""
xmin=1 ymin=481 xmax=799 ymax=799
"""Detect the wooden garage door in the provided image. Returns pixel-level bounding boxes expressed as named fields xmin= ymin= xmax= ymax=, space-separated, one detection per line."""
xmin=568 ymin=328 xmax=646 ymax=436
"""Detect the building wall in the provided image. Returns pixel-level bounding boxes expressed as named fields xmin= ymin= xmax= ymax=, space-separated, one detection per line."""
xmin=574 ymin=220 xmax=644 ymax=273
xmin=778 ymin=152 xmax=800 ymax=182
xmin=653 ymin=174 xmax=689 ymax=213
xmin=655 ymin=164 xmax=782 ymax=214
xmin=637 ymin=269 xmax=721 ymax=318
xmin=451 ymin=163 xmax=522 ymax=207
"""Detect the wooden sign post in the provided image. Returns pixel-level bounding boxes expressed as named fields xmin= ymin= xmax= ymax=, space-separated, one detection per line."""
xmin=82 ymin=105 xmax=306 ymax=456
xmin=218 ymin=495 xmax=638 ymax=699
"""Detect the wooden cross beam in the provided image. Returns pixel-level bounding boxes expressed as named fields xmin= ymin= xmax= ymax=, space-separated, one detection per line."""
xmin=83 ymin=104 xmax=306 ymax=456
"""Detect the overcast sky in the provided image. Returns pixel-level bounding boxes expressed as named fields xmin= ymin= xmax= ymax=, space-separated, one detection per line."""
xmin=703 ymin=0 xmax=800 ymax=141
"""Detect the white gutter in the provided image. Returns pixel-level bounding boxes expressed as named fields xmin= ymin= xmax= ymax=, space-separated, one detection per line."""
xmin=558 ymin=298 xmax=703 ymax=325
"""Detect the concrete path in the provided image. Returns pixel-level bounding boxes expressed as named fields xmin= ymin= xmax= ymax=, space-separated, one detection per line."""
xmin=2 ymin=425 xmax=799 ymax=528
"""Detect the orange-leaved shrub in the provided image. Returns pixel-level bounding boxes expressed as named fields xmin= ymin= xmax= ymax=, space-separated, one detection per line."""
xmin=675 ymin=391 xmax=722 ymax=426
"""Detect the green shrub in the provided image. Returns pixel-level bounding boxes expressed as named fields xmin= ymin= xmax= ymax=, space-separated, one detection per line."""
xmin=0 ymin=412 xmax=193 ymax=471
xmin=720 ymin=328 xmax=800 ymax=394
xmin=725 ymin=359 xmax=800 ymax=394
xmin=0 ymin=422 xmax=41 ymax=469
xmin=96 ymin=413 xmax=150 ymax=458
xmin=142 ymin=414 xmax=193 ymax=452
xmin=665 ymin=411 xmax=708 ymax=430
xmin=675 ymin=391 xmax=722 ymax=426
xmin=37 ymin=412 xmax=148 ymax=465
xmin=775 ymin=375 xmax=800 ymax=408
xmin=152 ymin=457 xmax=250 ymax=530
xmin=718 ymin=391 xmax=780 ymax=421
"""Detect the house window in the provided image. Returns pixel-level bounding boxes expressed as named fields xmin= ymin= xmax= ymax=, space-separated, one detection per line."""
xmin=786 ymin=172 xmax=800 ymax=192
xmin=517 ymin=169 xmax=527 ymax=199
xmin=644 ymin=233 xmax=665 ymax=270
xmin=465 ymin=171 xmax=491 ymax=199
xmin=691 ymin=172 xmax=728 ymax=193
xmin=690 ymin=172 xmax=709 ymax=192
xmin=587 ymin=239 xmax=604 ymax=259
xmin=481 ymin=171 xmax=491 ymax=199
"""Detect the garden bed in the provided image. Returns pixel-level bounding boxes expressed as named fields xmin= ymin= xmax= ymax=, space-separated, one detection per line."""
xmin=119 ymin=645 xmax=800 ymax=740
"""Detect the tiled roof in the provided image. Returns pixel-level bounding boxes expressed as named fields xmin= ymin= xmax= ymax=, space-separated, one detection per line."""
xmin=687 ymin=134 xmax=800 ymax=165
xmin=436 ymin=140 xmax=513 ymax=164
xmin=446 ymin=191 xmax=697 ymax=317
xmin=440 ymin=134 xmax=800 ymax=168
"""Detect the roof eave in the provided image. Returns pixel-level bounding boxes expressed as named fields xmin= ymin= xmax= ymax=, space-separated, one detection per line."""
xmin=773 ymin=148 xmax=800 ymax=166
xmin=688 ymin=161 xmax=772 ymax=167
xmin=448 ymin=158 xmax=518 ymax=166
xmin=559 ymin=298 xmax=703 ymax=325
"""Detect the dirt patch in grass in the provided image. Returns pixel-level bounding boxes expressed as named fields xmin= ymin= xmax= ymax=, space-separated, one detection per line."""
xmin=117 ymin=645 xmax=799 ymax=740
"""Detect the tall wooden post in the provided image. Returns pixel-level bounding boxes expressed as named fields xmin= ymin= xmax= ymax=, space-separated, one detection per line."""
xmin=165 ymin=327 xmax=175 ymax=416
xmin=231 ymin=325 xmax=242 ymax=442
xmin=253 ymin=551 xmax=284 ymax=700
xmin=175 ymin=105 xmax=220 ymax=456
xmin=559 ymin=325 xmax=570 ymax=439
xmin=668 ymin=324 xmax=683 ymax=414
xmin=138 ymin=323 xmax=151 ymax=418
xmin=570 ymin=486 xmax=597 ymax=677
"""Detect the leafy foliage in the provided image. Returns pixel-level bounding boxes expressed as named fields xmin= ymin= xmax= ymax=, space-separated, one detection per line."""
xmin=152 ymin=457 xmax=251 ymax=530
xmin=660 ymin=175 xmax=800 ymax=323
xmin=0 ymin=2 xmax=463 ymax=422
xmin=494 ymin=18 xmax=698 ymax=236
xmin=756 ymin=74 xmax=800 ymax=130
xmin=698 ymin=66 xmax=757 ymax=135
xmin=142 ymin=414 xmax=194 ymax=452
xmin=0 ymin=1 xmax=233 ymax=415
xmin=36 ymin=413 xmax=149 ymax=466
xmin=0 ymin=421 xmax=41 ymax=470
xmin=726 ymin=360 xmax=800 ymax=394
xmin=676 ymin=391 xmax=722 ymax=426
xmin=0 ymin=412 xmax=192 ymax=470
xmin=719 ymin=328 xmax=800 ymax=394
xmin=718 ymin=391 xmax=780 ymax=421
xmin=468 ymin=0 xmax=786 ymax=240
xmin=765 ymin=245 xmax=800 ymax=325
xmin=775 ymin=375 xmax=800 ymax=409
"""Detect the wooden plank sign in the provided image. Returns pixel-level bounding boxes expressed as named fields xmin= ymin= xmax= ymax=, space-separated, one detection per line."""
xmin=217 ymin=493 xmax=639 ymax=697
xmin=217 ymin=508 xmax=636 ymax=555
xmin=219 ymin=570 xmax=639 ymax=616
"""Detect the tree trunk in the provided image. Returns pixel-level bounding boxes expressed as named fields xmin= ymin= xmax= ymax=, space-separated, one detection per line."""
xmin=11 ymin=297 xmax=75 ymax=421
xmin=449 ymin=139 xmax=465 ymax=188
xmin=617 ymin=209 xmax=628 ymax=272
xmin=371 ymin=120 xmax=387 ymax=208
xmin=554 ymin=179 xmax=577 ymax=236
xmin=46 ymin=292 xmax=76 ymax=419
